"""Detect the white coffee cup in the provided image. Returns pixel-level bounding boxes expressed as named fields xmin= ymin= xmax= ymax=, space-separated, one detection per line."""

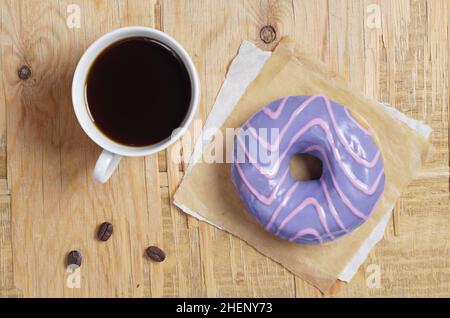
xmin=72 ymin=27 xmax=200 ymax=183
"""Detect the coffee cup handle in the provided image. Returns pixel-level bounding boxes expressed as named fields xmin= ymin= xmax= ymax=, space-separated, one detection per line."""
xmin=93 ymin=150 xmax=123 ymax=183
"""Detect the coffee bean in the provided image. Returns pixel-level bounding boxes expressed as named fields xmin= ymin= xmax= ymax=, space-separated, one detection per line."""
xmin=145 ymin=246 xmax=165 ymax=262
xmin=67 ymin=250 xmax=82 ymax=267
xmin=97 ymin=222 xmax=113 ymax=241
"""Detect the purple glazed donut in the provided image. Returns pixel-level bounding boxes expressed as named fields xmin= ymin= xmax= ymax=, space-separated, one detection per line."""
xmin=231 ymin=95 xmax=385 ymax=244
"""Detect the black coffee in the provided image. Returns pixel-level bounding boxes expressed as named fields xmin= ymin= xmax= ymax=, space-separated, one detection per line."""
xmin=86 ymin=37 xmax=191 ymax=146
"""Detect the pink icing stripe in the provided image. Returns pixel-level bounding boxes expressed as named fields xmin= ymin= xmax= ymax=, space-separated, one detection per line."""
xmin=235 ymin=162 xmax=291 ymax=205
xmin=238 ymin=118 xmax=382 ymax=195
xmin=320 ymin=179 xmax=347 ymax=232
xmin=264 ymin=177 xmax=351 ymax=237
xmin=344 ymin=108 xmax=373 ymax=135
xmin=263 ymin=97 xmax=289 ymax=119
xmin=237 ymin=142 xmax=375 ymax=218
xmin=250 ymin=95 xmax=380 ymax=168
xmin=275 ymin=197 xmax=334 ymax=240
xmin=304 ymin=145 xmax=377 ymax=220
xmin=304 ymin=143 xmax=385 ymax=196
xmin=265 ymin=183 xmax=299 ymax=230
xmin=248 ymin=95 xmax=317 ymax=151
xmin=288 ymin=228 xmax=323 ymax=243
xmin=323 ymin=96 xmax=379 ymax=168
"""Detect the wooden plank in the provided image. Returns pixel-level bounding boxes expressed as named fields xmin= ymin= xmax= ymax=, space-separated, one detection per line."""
xmin=288 ymin=0 xmax=333 ymax=296
xmin=144 ymin=154 xmax=164 ymax=297
xmin=0 ymin=196 xmax=14 ymax=293
xmin=327 ymin=0 xmax=450 ymax=297
xmin=162 ymin=0 xmax=299 ymax=297
xmin=0 ymin=0 xmax=15 ymax=296
xmin=2 ymin=0 xmax=160 ymax=297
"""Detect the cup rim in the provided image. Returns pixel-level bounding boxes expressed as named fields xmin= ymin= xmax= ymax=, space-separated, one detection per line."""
xmin=72 ymin=26 xmax=200 ymax=157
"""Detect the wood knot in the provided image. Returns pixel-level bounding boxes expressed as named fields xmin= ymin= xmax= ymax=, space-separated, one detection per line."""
xmin=18 ymin=65 xmax=31 ymax=80
xmin=260 ymin=25 xmax=276 ymax=44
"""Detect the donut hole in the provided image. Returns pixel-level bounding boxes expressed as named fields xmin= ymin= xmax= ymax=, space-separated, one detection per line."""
xmin=289 ymin=153 xmax=323 ymax=181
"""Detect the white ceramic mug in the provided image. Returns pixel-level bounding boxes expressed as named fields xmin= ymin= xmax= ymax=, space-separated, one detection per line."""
xmin=72 ymin=27 xmax=200 ymax=183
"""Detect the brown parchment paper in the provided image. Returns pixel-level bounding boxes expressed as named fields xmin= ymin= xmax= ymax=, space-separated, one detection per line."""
xmin=174 ymin=37 xmax=430 ymax=292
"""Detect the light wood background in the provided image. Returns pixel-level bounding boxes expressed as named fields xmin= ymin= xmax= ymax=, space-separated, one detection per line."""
xmin=0 ymin=0 xmax=448 ymax=297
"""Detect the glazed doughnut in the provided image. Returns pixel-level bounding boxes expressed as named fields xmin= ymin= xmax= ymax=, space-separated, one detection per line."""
xmin=231 ymin=95 xmax=385 ymax=244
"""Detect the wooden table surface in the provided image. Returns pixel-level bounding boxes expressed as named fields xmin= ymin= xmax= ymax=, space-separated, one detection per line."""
xmin=0 ymin=0 xmax=449 ymax=297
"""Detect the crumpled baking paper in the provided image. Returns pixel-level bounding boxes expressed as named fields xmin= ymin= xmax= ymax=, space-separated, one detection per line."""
xmin=175 ymin=40 xmax=431 ymax=287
